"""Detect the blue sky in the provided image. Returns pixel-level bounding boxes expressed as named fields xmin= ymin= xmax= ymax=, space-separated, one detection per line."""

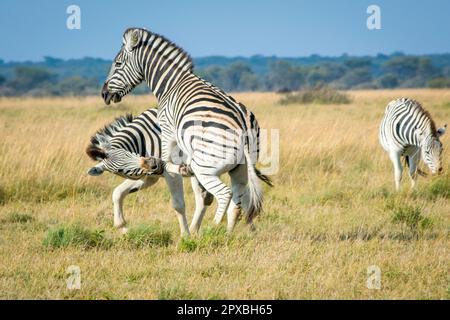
xmin=1 ymin=0 xmax=449 ymax=61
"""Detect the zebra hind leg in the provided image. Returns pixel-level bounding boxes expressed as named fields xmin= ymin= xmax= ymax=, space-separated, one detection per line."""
xmin=189 ymin=176 xmax=213 ymax=234
xmin=164 ymin=173 xmax=190 ymax=237
xmin=194 ymin=173 xmax=231 ymax=226
xmin=226 ymin=164 xmax=248 ymax=233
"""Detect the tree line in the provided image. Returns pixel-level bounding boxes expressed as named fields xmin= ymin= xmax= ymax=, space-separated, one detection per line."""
xmin=1 ymin=53 xmax=450 ymax=96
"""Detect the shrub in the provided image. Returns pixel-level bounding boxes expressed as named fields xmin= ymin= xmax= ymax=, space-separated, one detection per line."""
xmin=279 ymin=85 xmax=351 ymax=105
xmin=391 ymin=205 xmax=433 ymax=232
xmin=428 ymin=77 xmax=450 ymax=88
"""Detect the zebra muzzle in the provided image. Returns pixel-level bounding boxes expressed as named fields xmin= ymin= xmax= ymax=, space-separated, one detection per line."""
xmin=102 ymin=85 xmax=122 ymax=105
xmin=140 ymin=157 xmax=164 ymax=175
xmin=103 ymin=92 xmax=121 ymax=105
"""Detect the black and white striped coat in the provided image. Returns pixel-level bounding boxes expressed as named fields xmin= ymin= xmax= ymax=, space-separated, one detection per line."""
xmin=86 ymin=108 xmax=212 ymax=235
xmin=379 ymin=98 xmax=446 ymax=190
xmin=102 ymin=28 xmax=272 ymax=233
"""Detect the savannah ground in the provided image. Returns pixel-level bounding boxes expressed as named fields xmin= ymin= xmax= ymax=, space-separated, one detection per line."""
xmin=0 ymin=89 xmax=449 ymax=299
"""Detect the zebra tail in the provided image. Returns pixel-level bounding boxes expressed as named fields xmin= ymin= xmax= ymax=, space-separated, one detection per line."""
xmin=244 ymin=150 xmax=264 ymax=224
xmin=254 ymin=167 xmax=274 ymax=187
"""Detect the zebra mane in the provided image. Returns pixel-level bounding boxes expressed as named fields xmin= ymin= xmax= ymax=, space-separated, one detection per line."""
xmin=130 ymin=28 xmax=194 ymax=72
xmin=405 ymin=98 xmax=438 ymax=135
xmin=86 ymin=114 xmax=134 ymax=161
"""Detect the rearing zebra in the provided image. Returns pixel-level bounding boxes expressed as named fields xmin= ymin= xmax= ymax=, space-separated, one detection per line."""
xmin=379 ymin=98 xmax=446 ymax=190
xmin=86 ymin=108 xmax=213 ymax=235
xmin=101 ymin=28 xmax=272 ymax=232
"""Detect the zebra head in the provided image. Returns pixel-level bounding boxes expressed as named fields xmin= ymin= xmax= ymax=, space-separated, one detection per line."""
xmin=87 ymin=146 xmax=151 ymax=180
xmin=102 ymin=28 xmax=145 ymax=105
xmin=417 ymin=124 xmax=447 ymax=174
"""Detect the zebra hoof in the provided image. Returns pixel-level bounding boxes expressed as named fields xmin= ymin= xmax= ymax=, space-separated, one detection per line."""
xmin=179 ymin=164 xmax=194 ymax=177
xmin=141 ymin=157 xmax=164 ymax=175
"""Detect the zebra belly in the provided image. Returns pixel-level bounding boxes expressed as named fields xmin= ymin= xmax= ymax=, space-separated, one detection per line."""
xmin=177 ymin=126 xmax=244 ymax=175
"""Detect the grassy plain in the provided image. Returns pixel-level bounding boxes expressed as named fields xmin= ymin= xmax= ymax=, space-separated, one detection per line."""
xmin=0 ymin=89 xmax=449 ymax=299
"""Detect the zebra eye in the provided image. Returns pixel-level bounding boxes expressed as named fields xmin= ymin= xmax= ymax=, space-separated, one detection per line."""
xmin=115 ymin=61 xmax=123 ymax=68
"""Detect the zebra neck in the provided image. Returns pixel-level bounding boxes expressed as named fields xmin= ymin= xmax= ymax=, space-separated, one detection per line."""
xmin=141 ymin=34 xmax=193 ymax=100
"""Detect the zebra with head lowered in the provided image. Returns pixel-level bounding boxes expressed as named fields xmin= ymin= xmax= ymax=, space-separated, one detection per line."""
xmin=379 ymin=98 xmax=446 ymax=190
xmin=101 ymin=27 xmax=272 ymax=233
xmin=86 ymin=108 xmax=213 ymax=235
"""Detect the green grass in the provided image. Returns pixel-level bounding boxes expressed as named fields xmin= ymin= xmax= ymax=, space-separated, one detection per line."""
xmin=179 ymin=226 xmax=237 ymax=252
xmin=123 ymin=224 xmax=172 ymax=248
xmin=418 ymin=175 xmax=450 ymax=199
xmin=2 ymin=212 xmax=35 ymax=224
xmin=389 ymin=204 xmax=433 ymax=233
xmin=0 ymin=92 xmax=449 ymax=299
xmin=43 ymin=224 xmax=111 ymax=249
xmin=158 ymin=285 xmax=200 ymax=300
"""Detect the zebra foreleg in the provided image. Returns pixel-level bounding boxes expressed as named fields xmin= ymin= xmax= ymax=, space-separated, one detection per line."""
xmin=407 ymin=152 xmax=421 ymax=189
xmin=112 ymin=177 xmax=158 ymax=233
xmin=389 ymin=150 xmax=403 ymax=191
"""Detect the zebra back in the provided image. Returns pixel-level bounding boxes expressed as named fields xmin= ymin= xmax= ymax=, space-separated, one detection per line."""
xmin=87 ymin=108 xmax=161 ymax=160
xmin=379 ymin=98 xmax=438 ymax=150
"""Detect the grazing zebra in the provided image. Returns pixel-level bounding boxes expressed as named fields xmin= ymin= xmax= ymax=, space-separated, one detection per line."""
xmin=86 ymin=108 xmax=213 ymax=235
xmin=101 ymin=28 xmax=272 ymax=232
xmin=379 ymin=98 xmax=446 ymax=190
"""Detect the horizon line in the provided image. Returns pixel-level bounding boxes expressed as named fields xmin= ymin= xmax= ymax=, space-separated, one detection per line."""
xmin=2 ymin=51 xmax=450 ymax=64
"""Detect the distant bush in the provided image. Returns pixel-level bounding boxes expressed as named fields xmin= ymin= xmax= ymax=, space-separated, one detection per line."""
xmin=2 ymin=53 xmax=450 ymax=95
xmin=279 ymin=86 xmax=351 ymax=105
xmin=43 ymin=224 xmax=110 ymax=249
xmin=428 ymin=77 xmax=450 ymax=88
xmin=377 ymin=74 xmax=399 ymax=88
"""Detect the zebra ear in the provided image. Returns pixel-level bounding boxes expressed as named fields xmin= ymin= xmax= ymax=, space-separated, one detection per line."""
xmin=437 ymin=124 xmax=447 ymax=137
xmin=125 ymin=29 xmax=141 ymax=52
xmin=86 ymin=146 xmax=107 ymax=161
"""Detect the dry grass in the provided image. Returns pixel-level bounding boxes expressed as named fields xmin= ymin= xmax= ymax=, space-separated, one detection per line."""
xmin=0 ymin=90 xmax=449 ymax=299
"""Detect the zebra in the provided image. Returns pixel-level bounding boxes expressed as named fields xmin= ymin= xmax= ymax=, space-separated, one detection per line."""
xmin=379 ymin=98 xmax=446 ymax=190
xmin=86 ymin=108 xmax=213 ymax=235
xmin=101 ymin=28 xmax=272 ymax=233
